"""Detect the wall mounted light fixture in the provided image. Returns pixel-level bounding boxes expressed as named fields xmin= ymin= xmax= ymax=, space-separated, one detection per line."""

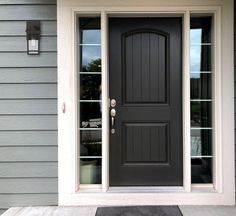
xmin=26 ymin=21 xmax=41 ymax=55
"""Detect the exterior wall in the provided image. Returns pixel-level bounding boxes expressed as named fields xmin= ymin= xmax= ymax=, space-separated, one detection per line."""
xmin=235 ymin=1 xmax=236 ymax=199
xmin=0 ymin=0 xmax=57 ymax=214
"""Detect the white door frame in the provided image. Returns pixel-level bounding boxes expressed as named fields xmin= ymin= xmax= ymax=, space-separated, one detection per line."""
xmin=57 ymin=0 xmax=235 ymax=205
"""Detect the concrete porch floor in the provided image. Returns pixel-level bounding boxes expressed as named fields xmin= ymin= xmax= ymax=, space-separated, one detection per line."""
xmin=2 ymin=206 xmax=236 ymax=216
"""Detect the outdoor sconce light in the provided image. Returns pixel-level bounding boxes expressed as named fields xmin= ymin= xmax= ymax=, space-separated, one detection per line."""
xmin=26 ymin=21 xmax=41 ymax=55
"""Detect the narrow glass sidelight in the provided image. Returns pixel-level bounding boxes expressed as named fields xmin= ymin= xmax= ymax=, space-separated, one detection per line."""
xmin=190 ymin=16 xmax=213 ymax=184
xmin=78 ymin=17 xmax=102 ymax=185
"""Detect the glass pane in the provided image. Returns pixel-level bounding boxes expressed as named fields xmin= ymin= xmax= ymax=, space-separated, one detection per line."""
xmin=191 ymin=129 xmax=212 ymax=156
xmin=79 ymin=18 xmax=101 ymax=44
xmin=80 ymin=102 xmax=102 ymax=128
xmin=190 ymin=29 xmax=202 ymax=44
xmin=80 ymin=130 xmax=101 ymax=156
xmin=190 ymin=16 xmax=213 ymax=184
xmin=191 ymin=158 xmax=212 ymax=183
xmin=191 ymin=101 xmax=212 ymax=128
xmin=80 ymin=158 xmax=101 ymax=184
xmin=80 ymin=74 xmax=101 ymax=100
xmin=190 ymin=73 xmax=211 ymax=99
xmin=190 ymin=17 xmax=212 ymax=44
xmin=190 ymin=45 xmax=211 ymax=72
xmin=80 ymin=46 xmax=101 ymax=72
xmin=78 ymin=17 xmax=102 ymax=185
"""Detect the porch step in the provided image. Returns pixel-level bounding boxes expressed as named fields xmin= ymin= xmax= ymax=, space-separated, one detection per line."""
xmin=1 ymin=207 xmax=97 ymax=216
xmin=2 ymin=206 xmax=236 ymax=216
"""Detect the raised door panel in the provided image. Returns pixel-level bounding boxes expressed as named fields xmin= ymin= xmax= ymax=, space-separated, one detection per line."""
xmin=123 ymin=30 xmax=168 ymax=104
xmin=123 ymin=123 xmax=169 ymax=164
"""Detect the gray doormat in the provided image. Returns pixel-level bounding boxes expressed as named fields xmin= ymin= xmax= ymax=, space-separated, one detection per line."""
xmin=95 ymin=206 xmax=183 ymax=216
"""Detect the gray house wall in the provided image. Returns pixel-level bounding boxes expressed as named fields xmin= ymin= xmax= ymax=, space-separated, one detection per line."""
xmin=0 ymin=0 xmax=58 ymax=214
xmin=234 ymin=2 xmax=236 ymax=199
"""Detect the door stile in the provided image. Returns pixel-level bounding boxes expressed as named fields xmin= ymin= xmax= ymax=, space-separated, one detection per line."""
xmin=182 ymin=11 xmax=191 ymax=192
xmin=101 ymin=11 xmax=109 ymax=192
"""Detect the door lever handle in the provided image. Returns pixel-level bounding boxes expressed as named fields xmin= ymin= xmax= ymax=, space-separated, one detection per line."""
xmin=110 ymin=108 xmax=116 ymax=134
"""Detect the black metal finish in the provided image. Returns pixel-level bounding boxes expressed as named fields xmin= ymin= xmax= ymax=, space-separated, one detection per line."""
xmin=26 ymin=21 xmax=41 ymax=55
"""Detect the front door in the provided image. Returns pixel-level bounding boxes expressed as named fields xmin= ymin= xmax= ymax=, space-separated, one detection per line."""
xmin=109 ymin=18 xmax=182 ymax=186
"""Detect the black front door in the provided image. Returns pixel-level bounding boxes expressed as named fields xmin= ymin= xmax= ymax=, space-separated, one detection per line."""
xmin=109 ymin=18 xmax=182 ymax=186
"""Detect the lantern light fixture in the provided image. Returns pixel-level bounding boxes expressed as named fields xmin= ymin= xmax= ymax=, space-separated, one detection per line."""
xmin=26 ymin=21 xmax=41 ymax=55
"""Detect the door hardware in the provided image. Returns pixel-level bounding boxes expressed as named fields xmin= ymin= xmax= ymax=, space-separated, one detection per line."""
xmin=110 ymin=108 xmax=116 ymax=134
xmin=111 ymin=99 xmax=116 ymax=107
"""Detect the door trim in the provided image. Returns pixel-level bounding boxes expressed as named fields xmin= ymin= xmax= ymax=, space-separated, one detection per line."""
xmin=57 ymin=2 xmax=235 ymax=205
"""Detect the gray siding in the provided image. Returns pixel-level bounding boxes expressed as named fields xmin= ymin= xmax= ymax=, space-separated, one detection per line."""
xmin=235 ymin=2 xmax=236 ymax=198
xmin=0 ymin=0 xmax=57 ymax=214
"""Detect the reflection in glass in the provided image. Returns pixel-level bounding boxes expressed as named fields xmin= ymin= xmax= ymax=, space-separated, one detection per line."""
xmin=191 ymin=102 xmax=212 ymax=128
xmin=80 ymin=46 xmax=101 ymax=72
xmin=190 ymin=17 xmax=212 ymax=72
xmin=190 ymin=45 xmax=211 ymax=72
xmin=80 ymin=158 xmax=101 ymax=184
xmin=80 ymin=74 xmax=101 ymax=100
xmin=78 ymin=17 xmax=102 ymax=185
xmin=80 ymin=102 xmax=102 ymax=128
xmin=191 ymin=158 xmax=212 ymax=183
xmin=190 ymin=17 xmax=212 ymax=44
xmin=190 ymin=29 xmax=202 ymax=44
xmin=80 ymin=30 xmax=101 ymax=45
xmin=79 ymin=18 xmax=101 ymax=44
xmin=80 ymin=130 xmax=101 ymax=156
xmin=191 ymin=129 xmax=212 ymax=156
xmin=190 ymin=16 xmax=213 ymax=184
xmin=190 ymin=73 xmax=211 ymax=99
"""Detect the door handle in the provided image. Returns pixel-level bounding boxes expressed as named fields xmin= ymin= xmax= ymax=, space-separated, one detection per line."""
xmin=110 ymin=108 xmax=116 ymax=134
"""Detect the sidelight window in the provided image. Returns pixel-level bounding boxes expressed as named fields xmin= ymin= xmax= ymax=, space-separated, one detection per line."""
xmin=78 ymin=17 xmax=102 ymax=185
xmin=190 ymin=16 xmax=213 ymax=184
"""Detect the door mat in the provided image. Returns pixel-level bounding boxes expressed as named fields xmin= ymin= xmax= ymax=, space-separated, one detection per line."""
xmin=95 ymin=206 xmax=183 ymax=216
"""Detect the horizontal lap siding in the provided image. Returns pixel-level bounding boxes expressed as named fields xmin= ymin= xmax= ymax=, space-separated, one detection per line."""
xmin=0 ymin=0 xmax=56 ymax=4
xmin=0 ymin=0 xmax=58 ymax=211
xmin=0 ymin=162 xmax=57 ymax=178
xmin=0 ymin=84 xmax=57 ymax=98
xmin=0 ymin=178 xmax=57 ymax=193
xmin=0 ymin=68 xmax=57 ymax=83
xmin=0 ymin=5 xmax=56 ymax=20
xmin=0 ymin=194 xmax=58 ymax=209
xmin=0 ymin=37 xmax=57 ymax=52
xmin=0 ymin=131 xmax=57 ymax=146
xmin=0 ymin=100 xmax=57 ymax=114
xmin=235 ymin=4 xmax=236 ymax=200
xmin=0 ymin=53 xmax=57 ymax=67
xmin=0 ymin=21 xmax=57 ymax=36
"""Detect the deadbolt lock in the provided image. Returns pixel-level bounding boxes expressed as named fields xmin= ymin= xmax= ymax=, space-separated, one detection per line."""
xmin=110 ymin=99 xmax=116 ymax=107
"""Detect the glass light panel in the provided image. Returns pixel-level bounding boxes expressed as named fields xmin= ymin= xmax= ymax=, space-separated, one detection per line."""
xmin=80 ymin=46 xmax=101 ymax=72
xmin=191 ymin=101 xmax=212 ymax=128
xmin=190 ymin=45 xmax=211 ymax=72
xmin=78 ymin=17 xmax=102 ymax=185
xmin=191 ymin=129 xmax=212 ymax=156
xmin=79 ymin=18 xmax=101 ymax=44
xmin=80 ymin=102 xmax=102 ymax=128
xmin=190 ymin=73 xmax=211 ymax=99
xmin=191 ymin=158 xmax=212 ymax=183
xmin=80 ymin=130 xmax=102 ymax=156
xmin=80 ymin=74 xmax=101 ymax=100
xmin=80 ymin=158 xmax=101 ymax=184
xmin=190 ymin=16 xmax=213 ymax=184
